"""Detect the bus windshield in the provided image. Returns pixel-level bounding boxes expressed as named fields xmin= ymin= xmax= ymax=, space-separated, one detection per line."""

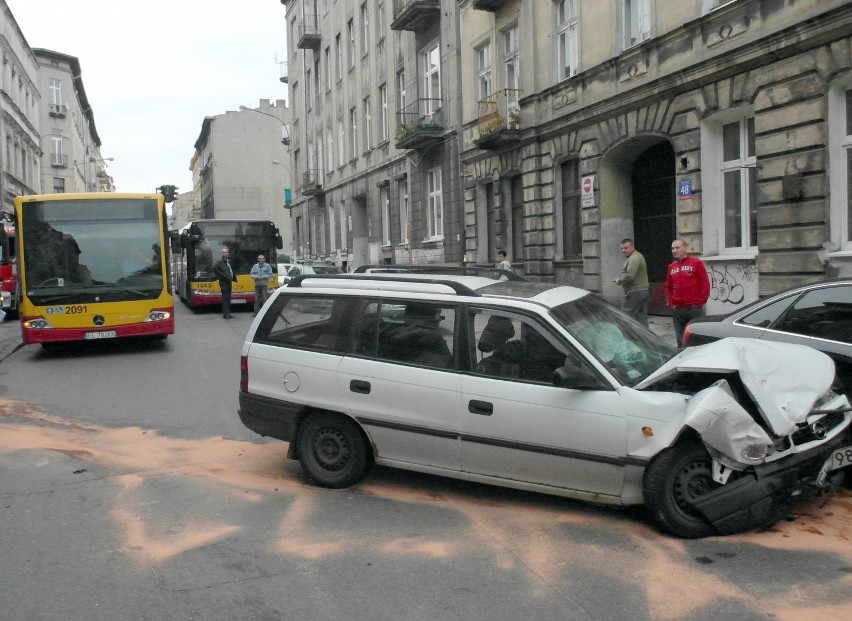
xmin=188 ymin=221 xmax=278 ymax=279
xmin=21 ymin=197 xmax=164 ymax=304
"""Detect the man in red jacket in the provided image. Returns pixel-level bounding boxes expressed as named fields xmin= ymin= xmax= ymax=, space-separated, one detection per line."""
xmin=664 ymin=238 xmax=710 ymax=347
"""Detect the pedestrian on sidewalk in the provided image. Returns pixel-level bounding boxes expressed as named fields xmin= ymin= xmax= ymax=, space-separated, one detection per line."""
xmin=250 ymin=254 xmax=273 ymax=316
xmin=664 ymin=238 xmax=710 ymax=347
xmin=612 ymin=238 xmax=649 ymax=327
xmin=495 ymin=249 xmax=512 ymax=271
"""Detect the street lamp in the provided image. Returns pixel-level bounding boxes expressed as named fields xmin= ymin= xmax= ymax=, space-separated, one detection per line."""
xmin=238 ymin=105 xmax=290 ymax=145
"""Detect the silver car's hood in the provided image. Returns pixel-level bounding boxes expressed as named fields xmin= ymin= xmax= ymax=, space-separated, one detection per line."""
xmin=636 ymin=337 xmax=835 ymax=436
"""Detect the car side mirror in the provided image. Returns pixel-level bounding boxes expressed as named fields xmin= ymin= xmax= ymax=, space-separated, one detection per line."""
xmin=553 ymin=365 xmax=601 ymax=390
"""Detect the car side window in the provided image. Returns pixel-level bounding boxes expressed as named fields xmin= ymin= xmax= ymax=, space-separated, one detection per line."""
xmin=739 ymin=294 xmax=797 ymax=328
xmin=774 ymin=285 xmax=852 ymax=343
xmin=368 ymin=300 xmax=456 ymax=369
xmin=471 ymin=310 xmax=593 ymax=385
xmin=254 ymin=294 xmax=356 ymax=353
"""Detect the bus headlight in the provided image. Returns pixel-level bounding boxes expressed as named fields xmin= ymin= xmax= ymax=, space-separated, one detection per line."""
xmin=145 ymin=311 xmax=172 ymax=322
xmin=23 ymin=318 xmax=54 ymax=329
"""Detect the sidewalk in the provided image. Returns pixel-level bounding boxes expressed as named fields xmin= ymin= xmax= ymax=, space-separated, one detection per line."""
xmin=0 ymin=319 xmax=23 ymax=362
xmin=648 ymin=315 xmax=677 ymax=348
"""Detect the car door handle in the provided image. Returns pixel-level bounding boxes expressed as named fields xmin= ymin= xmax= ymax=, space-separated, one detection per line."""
xmin=350 ymin=379 xmax=371 ymax=394
xmin=468 ymin=400 xmax=493 ymax=416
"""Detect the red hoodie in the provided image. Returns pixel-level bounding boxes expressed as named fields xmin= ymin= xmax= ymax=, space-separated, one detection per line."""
xmin=664 ymin=256 xmax=710 ymax=308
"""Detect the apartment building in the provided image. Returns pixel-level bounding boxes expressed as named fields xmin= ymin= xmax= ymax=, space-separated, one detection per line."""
xmin=460 ymin=0 xmax=852 ymax=314
xmin=189 ymin=99 xmax=295 ymax=256
xmin=33 ymin=49 xmax=110 ymax=195
xmin=282 ymin=0 xmax=464 ymax=267
xmin=0 ymin=1 xmax=40 ymax=215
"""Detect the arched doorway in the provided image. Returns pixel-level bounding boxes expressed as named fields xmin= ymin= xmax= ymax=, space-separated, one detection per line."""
xmin=599 ymin=138 xmax=675 ymax=314
xmin=633 ymin=142 xmax=676 ymax=315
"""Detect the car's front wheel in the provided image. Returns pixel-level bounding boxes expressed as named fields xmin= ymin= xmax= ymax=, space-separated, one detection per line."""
xmin=643 ymin=441 xmax=720 ymax=538
xmin=297 ymin=412 xmax=372 ymax=488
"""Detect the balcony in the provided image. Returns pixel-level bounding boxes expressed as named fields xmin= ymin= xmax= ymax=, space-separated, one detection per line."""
xmin=471 ymin=0 xmax=509 ymax=11
xmin=297 ymin=14 xmax=321 ymax=50
xmin=49 ymin=103 xmax=67 ymax=117
xmin=301 ymin=169 xmax=325 ymax=196
xmin=390 ymin=0 xmax=440 ymax=32
xmin=473 ymin=89 xmax=523 ymax=151
xmin=279 ymin=60 xmax=288 ymax=84
xmin=395 ymin=99 xmax=444 ymax=150
xmin=50 ymin=153 xmax=68 ymax=168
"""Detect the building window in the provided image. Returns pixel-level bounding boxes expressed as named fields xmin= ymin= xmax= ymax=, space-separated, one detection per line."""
xmin=624 ymin=0 xmax=650 ymax=48
xmin=399 ymin=179 xmax=409 ymax=245
xmin=560 ymin=160 xmax=582 ymax=257
xmin=557 ymin=0 xmax=578 ymax=80
xmin=829 ymin=87 xmax=852 ymax=250
xmin=397 ymin=69 xmax=407 ymax=117
xmin=49 ymin=77 xmax=62 ymax=105
xmin=380 ymin=186 xmax=390 ymax=245
xmin=360 ymin=3 xmax=370 ymax=56
xmin=379 ymin=84 xmax=389 ymax=142
xmin=53 ymin=177 xmax=65 ymax=193
xmin=329 ymin=205 xmax=337 ymax=252
xmin=475 ymin=42 xmax=491 ymax=103
xmin=719 ymin=117 xmax=757 ymax=249
xmin=422 ymin=42 xmax=441 ymax=116
xmin=335 ymin=34 xmax=342 ymax=81
xmin=305 ymin=69 xmax=312 ymax=111
xmin=324 ymin=47 xmax=332 ymax=91
xmin=363 ymin=96 xmax=372 ymax=151
xmin=502 ymin=26 xmax=520 ymax=109
xmin=376 ymin=0 xmax=385 ymax=41
xmin=338 ymin=119 xmax=345 ymax=167
xmin=348 ymin=19 xmax=355 ymax=68
xmin=427 ymin=167 xmax=443 ymax=239
xmin=326 ymin=129 xmax=334 ymax=173
xmin=350 ymin=107 xmax=358 ymax=160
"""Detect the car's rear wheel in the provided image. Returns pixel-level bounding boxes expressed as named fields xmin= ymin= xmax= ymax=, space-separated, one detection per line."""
xmin=643 ymin=441 xmax=720 ymax=538
xmin=297 ymin=412 xmax=372 ymax=488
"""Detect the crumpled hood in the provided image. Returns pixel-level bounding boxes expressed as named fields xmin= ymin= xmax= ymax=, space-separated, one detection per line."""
xmin=636 ymin=337 xmax=835 ymax=436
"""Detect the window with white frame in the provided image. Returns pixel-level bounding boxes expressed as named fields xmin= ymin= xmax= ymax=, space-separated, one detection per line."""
xmin=397 ymin=69 xmax=407 ymax=115
xmin=324 ymin=47 xmax=331 ymax=91
xmin=502 ymin=26 xmax=520 ymax=110
xmin=348 ymin=19 xmax=355 ymax=68
xmin=379 ymin=84 xmax=389 ymax=142
xmin=475 ymin=42 xmax=491 ymax=103
xmin=350 ymin=107 xmax=358 ymax=159
xmin=828 ymin=86 xmax=852 ymax=250
xmin=399 ymin=179 xmax=409 ymax=244
xmin=422 ymin=43 xmax=441 ymax=117
xmin=363 ymin=96 xmax=372 ymax=151
xmin=427 ymin=167 xmax=443 ymax=239
xmin=361 ymin=3 xmax=370 ymax=55
xmin=326 ymin=129 xmax=334 ymax=172
xmin=719 ymin=117 xmax=757 ymax=249
xmin=52 ymin=135 xmax=64 ymax=163
xmin=376 ymin=0 xmax=385 ymax=40
xmin=380 ymin=186 xmax=390 ymax=245
xmin=557 ymin=0 xmax=578 ymax=80
xmin=306 ymin=69 xmax=312 ymax=110
xmin=49 ymin=78 xmax=62 ymax=105
xmin=624 ymin=0 xmax=650 ymax=48
xmin=317 ymin=131 xmax=325 ymax=178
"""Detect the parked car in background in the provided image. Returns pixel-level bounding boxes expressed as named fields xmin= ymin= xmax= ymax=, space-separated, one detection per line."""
xmin=683 ymin=279 xmax=852 ymax=395
xmin=276 ymin=262 xmax=293 ymax=280
xmin=280 ymin=261 xmax=343 ymax=286
xmin=239 ymin=272 xmax=852 ymax=538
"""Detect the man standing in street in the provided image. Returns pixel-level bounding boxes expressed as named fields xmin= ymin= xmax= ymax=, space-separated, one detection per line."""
xmin=250 ymin=254 xmax=273 ymax=316
xmin=664 ymin=238 xmax=710 ymax=347
xmin=613 ymin=238 xmax=649 ymax=327
xmin=213 ymin=247 xmax=237 ymax=319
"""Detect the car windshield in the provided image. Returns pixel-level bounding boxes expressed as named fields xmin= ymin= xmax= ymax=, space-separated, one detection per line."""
xmin=551 ymin=294 xmax=677 ymax=386
xmin=311 ymin=265 xmax=342 ymax=274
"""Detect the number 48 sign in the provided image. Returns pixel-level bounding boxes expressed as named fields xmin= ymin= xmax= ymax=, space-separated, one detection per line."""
xmin=678 ymin=179 xmax=693 ymax=200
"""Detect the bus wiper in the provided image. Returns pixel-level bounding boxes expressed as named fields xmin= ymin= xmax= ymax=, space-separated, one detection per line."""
xmin=33 ymin=294 xmax=78 ymax=304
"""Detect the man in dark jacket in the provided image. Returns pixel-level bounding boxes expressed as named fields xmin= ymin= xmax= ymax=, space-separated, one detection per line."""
xmin=213 ymin=247 xmax=238 ymax=318
xmin=664 ymin=238 xmax=710 ymax=346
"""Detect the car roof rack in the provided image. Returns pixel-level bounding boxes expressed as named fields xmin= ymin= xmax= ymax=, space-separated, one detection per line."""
xmin=352 ymin=264 xmax=527 ymax=281
xmin=288 ymin=273 xmax=482 ymax=296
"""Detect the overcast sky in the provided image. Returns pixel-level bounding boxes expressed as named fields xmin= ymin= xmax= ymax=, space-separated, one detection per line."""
xmin=7 ymin=0 xmax=288 ymax=195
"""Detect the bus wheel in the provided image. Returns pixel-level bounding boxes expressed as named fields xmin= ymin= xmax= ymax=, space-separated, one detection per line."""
xmin=297 ymin=412 xmax=372 ymax=488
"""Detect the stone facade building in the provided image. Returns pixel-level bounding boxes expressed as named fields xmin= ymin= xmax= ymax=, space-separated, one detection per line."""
xmin=283 ymin=0 xmax=852 ymax=313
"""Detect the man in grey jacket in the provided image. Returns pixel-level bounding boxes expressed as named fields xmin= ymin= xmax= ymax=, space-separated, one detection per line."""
xmin=250 ymin=254 xmax=273 ymax=316
xmin=613 ymin=238 xmax=649 ymax=327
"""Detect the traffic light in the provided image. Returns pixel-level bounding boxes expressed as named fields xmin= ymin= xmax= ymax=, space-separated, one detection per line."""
xmin=158 ymin=185 xmax=178 ymax=202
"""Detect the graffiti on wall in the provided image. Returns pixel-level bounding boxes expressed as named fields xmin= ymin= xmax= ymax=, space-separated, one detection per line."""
xmin=709 ymin=261 xmax=757 ymax=308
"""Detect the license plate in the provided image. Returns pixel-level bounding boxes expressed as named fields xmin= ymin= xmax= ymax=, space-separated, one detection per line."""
xmin=83 ymin=330 xmax=117 ymax=340
xmin=816 ymin=446 xmax=852 ymax=486
xmin=231 ymin=299 xmax=247 ymax=304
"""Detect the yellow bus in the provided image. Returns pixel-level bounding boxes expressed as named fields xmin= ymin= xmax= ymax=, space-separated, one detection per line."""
xmin=172 ymin=219 xmax=283 ymax=309
xmin=14 ymin=193 xmax=174 ymax=345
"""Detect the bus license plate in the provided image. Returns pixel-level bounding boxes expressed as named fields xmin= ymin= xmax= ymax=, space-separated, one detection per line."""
xmin=231 ymin=299 xmax=247 ymax=304
xmin=816 ymin=446 xmax=852 ymax=486
xmin=84 ymin=330 xmax=117 ymax=340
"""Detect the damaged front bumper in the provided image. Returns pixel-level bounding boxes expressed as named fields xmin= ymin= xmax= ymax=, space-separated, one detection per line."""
xmin=693 ymin=430 xmax=852 ymax=535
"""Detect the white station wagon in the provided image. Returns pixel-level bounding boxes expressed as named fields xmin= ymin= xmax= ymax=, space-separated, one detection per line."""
xmin=238 ymin=273 xmax=852 ymax=538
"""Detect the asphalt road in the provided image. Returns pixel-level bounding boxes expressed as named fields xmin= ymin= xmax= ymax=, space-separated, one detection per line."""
xmin=0 ymin=301 xmax=849 ymax=621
